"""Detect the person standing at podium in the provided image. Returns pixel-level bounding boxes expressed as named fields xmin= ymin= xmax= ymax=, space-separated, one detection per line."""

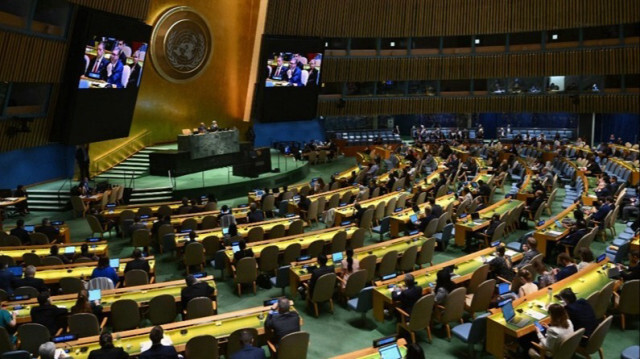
xmin=209 ymin=120 xmax=219 ymax=132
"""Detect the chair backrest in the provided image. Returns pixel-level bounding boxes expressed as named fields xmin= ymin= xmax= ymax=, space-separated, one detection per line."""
xmin=371 ymin=187 xmax=381 ymax=198
xmin=282 ymin=243 xmax=302 ymax=264
xmin=261 ymin=194 xmax=276 ymax=212
xmin=407 ymin=294 xmax=435 ymax=332
xmin=86 ymin=215 xmax=103 ymax=233
xmin=306 ymin=239 xmax=325 ymax=258
xmin=4 ymin=236 xmax=21 ymax=247
xmin=88 ymin=277 xmax=114 ymax=290
xmin=396 ymin=193 xmax=408 ymax=209
xmin=59 ymin=277 xmax=85 ymax=294
xmin=41 ymin=256 xmax=62 ymax=266
xmin=185 ymin=335 xmax=218 ymax=359
xmin=29 ymin=233 xmax=49 ymax=245
xmin=423 ymin=218 xmax=439 ymax=237
xmin=259 ymin=245 xmax=279 ymax=273
xmin=586 ymin=291 xmax=599 ymax=313
xmin=226 ymin=328 xmax=258 ymax=358
xmin=182 ymin=218 xmax=198 ymax=231
xmin=468 ymin=279 xmax=496 ymax=314
xmin=157 ymin=205 xmax=172 ymax=218
xmin=0 ymin=350 xmax=30 ymax=359
xmin=200 ymin=216 xmax=218 ymax=230
xmin=0 ymin=289 xmax=8 ymax=302
xmin=467 ymin=313 xmax=490 ymax=344
xmin=373 ymin=201 xmax=386 ymax=222
xmin=14 ymin=287 xmax=38 ymax=298
xmin=268 ymin=224 xmax=286 ymax=239
xmin=397 ymin=245 xmax=418 ymax=272
xmin=340 ymin=191 xmax=353 ymax=205
xmin=441 ymin=287 xmax=467 ymax=324
xmin=235 ymin=257 xmax=258 ymax=284
xmin=354 ymin=286 xmax=374 ymax=312
xmin=273 ymin=265 xmax=291 ymax=288
xmin=0 ymin=256 xmax=12 ymax=268
xmin=307 ymin=200 xmax=319 ymax=222
xmin=416 ymin=237 xmax=435 ymax=266
xmin=132 ymin=229 xmax=151 ymax=248
xmin=186 ymin=297 xmax=214 ymax=320
xmin=16 ymin=323 xmax=49 ymax=355
xmin=246 ymin=226 xmax=264 ymax=243
xmin=359 ymin=208 xmax=375 ymax=231
xmin=111 ymin=299 xmax=140 ymax=331
xmin=582 ymin=315 xmax=613 ymax=355
xmin=124 ymin=269 xmax=149 ymax=286
xmin=359 ymin=255 xmax=377 ymax=283
xmin=68 ymin=313 xmax=100 ymax=338
xmin=184 ymin=242 xmax=205 ymax=267
xmin=148 ymin=294 xmax=177 ymax=325
xmin=316 ymin=196 xmax=327 ymax=214
xmin=277 ymin=331 xmax=310 ymax=359
xmin=288 ymin=219 xmax=304 ymax=235
xmin=554 ymin=328 xmax=585 ymax=359
xmin=435 ymin=212 xmax=448 ymax=233
xmin=70 ymin=196 xmax=85 ymax=215
xmin=310 ymin=273 xmax=337 ymax=303
xmin=618 ymin=279 xmax=640 ymax=315
xmin=327 ymin=193 xmax=340 ymax=209
xmin=467 ymin=264 xmax=489 ymax=294
xmin=202 ymin=235 xmax=220 ymax=259
xmin=378 ymin=250 xmax=398 ymax=277
xmin=343 ymin=269 xmax=367 ymax=299
xmin=384 ymin=198 xmax=398 ymax=217
xmin=415 ymin=191 xmax=427 ymax=206
xmin=350 ymin=228 xmax=366 ymax=249
xmin=137 ymin=206 xmax=152 ymax=217
xmin=0 ymin=327 xmax=13 ymax=354
xmin=594 ymin=279 xmax=615 ymax=319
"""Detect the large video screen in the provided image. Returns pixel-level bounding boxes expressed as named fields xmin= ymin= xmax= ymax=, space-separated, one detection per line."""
xmin=52 ymin=7 xmax=152 ymax=145
xmin=265 ymin=52 xmax=322 ymax=88
xmin=257 ymin=36 xmax=325 ymax=122
xmin=80 ymin=36 xmax=148 ymax=89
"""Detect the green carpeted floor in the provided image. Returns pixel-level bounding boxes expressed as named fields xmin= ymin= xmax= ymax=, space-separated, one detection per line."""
xmin=6 ymin=158 xmax=639 ymax=358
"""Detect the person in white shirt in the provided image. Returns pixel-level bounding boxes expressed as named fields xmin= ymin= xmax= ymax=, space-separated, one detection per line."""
xmin=516 ymin=269 xmax=538 ymax=298
xmin=528 ymin=303 xmax=574 ymax=358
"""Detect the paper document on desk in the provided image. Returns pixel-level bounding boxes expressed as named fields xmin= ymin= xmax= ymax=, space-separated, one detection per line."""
xmin=524 ymin=309 xmax=546 ymax=320
xmin=505 ymin=249 xmax=518 ymax=257
xmin=547 ymin=230 xmax=563 ymax=236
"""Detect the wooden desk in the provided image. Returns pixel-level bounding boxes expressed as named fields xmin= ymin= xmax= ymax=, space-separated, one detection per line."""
xmin=411 ymin=169 xmax=445 ymax=193
xmin=100 ymin=201 xmax=182 ymax=220
xmin=533 ymin=203 xmax=578 ymax=256
xmin=147 ymin=207 xmax=250 ymax=230
xmin=330 ymin=339 xmax=407 ymax=358
xmin=289 ymin=233 xmax=426 ymax=297
xmin=34 ymin=257 xmax=156 ymax=285
xmin=516 ymin=175 xmax=533 ymax=201
xmin=3 ymin=225 xmax=71 ymax=244
xmin=55 ymin=305 xmax=297 ymax=359
xmin=225 ymin=225 xmax=357 ymax=263
xmin=371 ymin=245 xmax=522 ymax=322
xmin=8 ymin=276 xmax=213 ymax=324
xmin=174 ymin=216 xmax=303 ymax=247
xmin=0 ymin=197 xmax=26 ymax=208
xmin=81 ymin=193 xmax=104 ymax=203
xmin=486 ymin=261 xmax=613 ymax=358
xmin=454 ymin=199 xmax=523 ymax=247
xmin=608 ymin=157 xmax=639 ymax=186
xmin=389 ymin=193 xmax=456 ymax=238
xmin=631 ymin=236 xmax=639 ymax=253
xmin=0 ymin=242 xmax=108 ymax=261
xmin=286 ymin=186 xmax=360 ymax=213
xmin=333 ymin=191 xmax=409 ymax=225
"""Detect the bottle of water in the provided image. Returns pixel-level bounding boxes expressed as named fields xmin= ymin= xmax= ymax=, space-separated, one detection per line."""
xmin=547 ymin=287 xmax=553 ymax=305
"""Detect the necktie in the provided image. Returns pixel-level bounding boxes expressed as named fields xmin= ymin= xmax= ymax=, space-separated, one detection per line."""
xmin=93 ymin=57 xmax=100 ymax=73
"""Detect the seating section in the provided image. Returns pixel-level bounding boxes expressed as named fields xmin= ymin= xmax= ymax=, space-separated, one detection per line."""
xmin=334 ymin=129 xmax=401 ymax=145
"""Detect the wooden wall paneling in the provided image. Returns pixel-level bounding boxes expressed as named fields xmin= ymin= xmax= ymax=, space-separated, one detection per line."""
xmin=0 ymin=32 xmax=66 ymax=83
xmin=67 ymin=0 xmax=150 ymax=20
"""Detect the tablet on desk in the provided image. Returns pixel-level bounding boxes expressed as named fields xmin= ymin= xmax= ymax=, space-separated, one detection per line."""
xmin=109 ymin=258 xmax=119 ymax=268
xmin=378 ymin=343 xmax=402 ymax=359
xmin=332 ymin=252 xmax=343 ymax=263
xmin=231 ymin=242 xmax=241 ymax=253
xmin=409 ymin=214 xmax=418 ymax=224
xmin=498 ymin=282 xmax=511 ymax=295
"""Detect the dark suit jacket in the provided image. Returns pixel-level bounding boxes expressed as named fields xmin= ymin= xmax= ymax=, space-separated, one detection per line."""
xmin=88 ymin=346 xmax=130 ymax=359
xmin=231 ymin=345 xmax=266 ymax=359
xmin=127 ymin=64 xmax=141 ymax=88
xmin=306 ymin=69 xmax=319 ymax=86
xmin=139 ymin=344 xmax=178 ymax=359
xmin=247 ymin=210 xmax=265 ymax=223
xmin=180 ymin=282 xmax=215 ymax=311
xmin=11 ymin=276 xmax=48 ymax=292
xmin=270 ymin=65 xmax=287 ymax=80
xmin=30 ymin=304 xmax=68 ymax=336
xmin=264 ymin=311 xmax=300 ymax=344
xmin=516 ymin=249 xmax=540 ymax=268
xmin=309 ymin=265 xmax=334 ymax=296
xmin=124 ymin=259 xmax=150 ymax=274
xmin=288 ymin=67 xmax=302 ymax=86
xmin=431 ymin=204 xmax=443 ymax=218
xmin=391 ymin=285 xmax=423 ymax=314
xmin=484 ymin=220 xmax=502 ymax=236
xmin=565 ymin=299 xmax=598 ymax=338
xmin=592 ymin=204 xmax=611 ymax=222
xmin=560 ymin=228 xmax=587 ymax=246
xmin=107 ymin=60 xmax=124 ymax=88
xmin=9 ymin=227 xmax=30 ymax=245
xmin=35 ymin=225 xmax=60 ymax=241
xmin=555 ymin=264 xmax=578 ymax=281
xmin=87 ymin=56 xmax=109 ymax=80
xmin=528 ymin=197 xmax=545 ymax=214
xmin=0 ymin=270 xmax=13 ymax=293
xmin=419 ymin=214 xmax=438 ymax=233
xmin=233 ymin=249 xmax=254 ymax=262
xmin=621 ymin=263 xmax=640 ymax=281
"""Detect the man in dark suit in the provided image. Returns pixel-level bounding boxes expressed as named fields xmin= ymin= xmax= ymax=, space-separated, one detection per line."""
xmin=306 ymin=59 xmax=320 ymax=87
xmin=30 ymin=292 xmax=68 ymax=336
xmin=477 ymin=180 xmax=491 ymax=198
xmin=560 ymin=221 xmax=588 ymax=246
xmin=10 ymin=219 xmax=30 ymax=245
xmin=264 ymin=298 xmax=300 ymax=345
xmin=35 ymin=218 xmax=60 ymax=242
xmin=127 ymin=53 xmax=142 ymax=88
xmin=353 ymin=203 xmax=367 ymax=226
xmin=124 ymin=248 xmax=150 ymax=274
xmin=391 ymin=274 xmax=423 ymax=315
xmin=287 ymin=58 xmax=302 ymax=87
xmin=270 ymin=56 xmax=287 ymax=81
xmin=0 ymin=264 xmax=13 ymax=294
xmin=523 ymin=190 xmax=545 ymax=220
xmin=231 ymin=330 xmax=266 ymax=359
xmin=557 ymin=288 xmax=597 ymax=344
xmin=12 ymin=265 xmax=48 ymax=293
xmin=515 ymin=237 xmax=539 ymax=269
xmin=590 ymin=198 xmax=613 ymax=226
xmin=418 ymin=207 xmax=438 ymax=234
xmin=140 ymin=326 xmax=178 ymax=359
xmin=247 ymin=203 xmax=264 ymax=223
xmin=75 ymin=144 xmax=90 ymax=181
xmin=88 ymin=333 xmax=129 ymax=359
xmin=106 ymin=48 xmax=124 ymax=88
xmin=86 ymin=41 xmax=109 ymax=80
xmin=428 ymin=197 xmax=443 ymax=218
xmin=308 ymin=255 xmax=334 ymax=297
xmin=180 ymin=275 xmax=215 ymax=312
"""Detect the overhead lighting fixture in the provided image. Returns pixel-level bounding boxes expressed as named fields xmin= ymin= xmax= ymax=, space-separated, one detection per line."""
xmin=325 ymin=42 xmax=329 ymax=47
xmin=390 ymin=41 xmax=396 ymax=47
xmin=551 ymin=34 xmax=558 ymax=40
xmin=474 ymin=39 xmax=480 ymax=44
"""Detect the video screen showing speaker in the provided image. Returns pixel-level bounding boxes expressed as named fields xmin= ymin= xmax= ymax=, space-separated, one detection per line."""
xmin=258 ymin=36 xmax=324 ymax=122
xmin=53 ymin=7 xmax=152 ymax=145
xmin=80 ymin=36 xmax=147 ymax=89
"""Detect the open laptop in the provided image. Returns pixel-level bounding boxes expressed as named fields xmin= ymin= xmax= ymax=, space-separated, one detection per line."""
xmin=378 ymin=343 xmax=403 ymax=359
xmin=88 ymin=289 xmax=101 ymax=302
xmin=409 ymin=214 xmax=418 ymax=224
xmin=497 ymin=282 xmax=511 ymax=295
xmin=332 ymin=252 xmax=343 ymax=263
xmin=64 ymin=246 xmax=77 ymax=254
xmin=24 ymin=225 xmax=35 ymax=233
xmin=500 ymin=299 xmax=530 ymax=327
xmin=109 ymin=258 xmax=120 ymax=268
xmin=231 ymin=242 xmax=241 ymax=254
xmin=8 ymin=266 xmax=23 ymax=277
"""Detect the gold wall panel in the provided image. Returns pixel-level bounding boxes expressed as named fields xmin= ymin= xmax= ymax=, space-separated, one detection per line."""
xmin=265 ymin=0 xmax=640 ymax=37
xmin=68 ymin=0 xmax=150 ymax=20
xmin=90 ymin=0 xmax=262 ymax=159
xmin=0 ymin=32 xmax=67 ymax=82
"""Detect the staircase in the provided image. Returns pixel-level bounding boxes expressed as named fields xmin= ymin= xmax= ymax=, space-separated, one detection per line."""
xmin=26 ymin=189 xmax=70 ymax=212
xmin=129 ymin=185 xmax=174 ymax=204
xmin=94 ymin=148 xmax=153 ymax=181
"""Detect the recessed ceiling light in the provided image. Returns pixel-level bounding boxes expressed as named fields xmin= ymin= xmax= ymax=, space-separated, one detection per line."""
xmin=390 ymin=42 xmax=396 ymax=47
xmin=551 ymin=34 xmax=558 ymax=40
xmin=475 ymin=39 xmax=480 ymax=44
xmin=325 ymin=42 xmax=329 ymax=47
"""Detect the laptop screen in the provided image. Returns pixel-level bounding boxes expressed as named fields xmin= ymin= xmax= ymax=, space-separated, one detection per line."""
xmin=381 ymin=273 xmax=397 ymax=281
xmin=8 ymin=266 xmax=23 ymax=277
xmin=51 ymin=220 xmax=64 ymax=226
xmin=24 ymin=225 xmax=35 ymax=233
xmin=373 ymin=336 xmax=397 ymax=348
xmin=109 ymin=258 xmax=120 ymax=268
xmin=88 ymin=289 xmax=101 ymax=302
xmin=409 ymin=214 xmax=418 ymax=223
xmin=332 ymin=252 xmax=343 ymax=263
xmin=222 ymin=227 xmax=229 ymax=235
xmin=231 ymin=242 xmax=241 ymax=253
xmin=498 ymin=283 xmax=511 ymax=295
xmin=378 ymin=344 xmax=402 ymax=359
xmin=64 ymin=246 xmax=76 ymax=254
xmin=500 ymin=299 xmax=515 ymax=322
xmin=596 ymin=253 xmax=606 ymax=263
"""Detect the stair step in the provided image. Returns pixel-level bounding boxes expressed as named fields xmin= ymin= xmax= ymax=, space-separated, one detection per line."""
xmin=129 ymin=196 xmax=173 ymax=203
xmin=131 ymin=186 xmax=173 ymax=193
xmin=27 ymin=193 xmax=70 ymax=199
xmin=130 ymin=190 xmax=172 ymax=197
xmin=112 ymin=165 xmax=149 ymax=171
xmin=28 ymin=199 xmax=67 ymax=204
xmin=123 ymin=158 xmax=149 ymax=164
xmin=29 ymin=205 xmax=67 ymax=211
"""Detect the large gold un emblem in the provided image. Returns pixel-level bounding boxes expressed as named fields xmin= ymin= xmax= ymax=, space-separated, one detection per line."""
xmin=150 ymin=6 xmax=212 ymax=82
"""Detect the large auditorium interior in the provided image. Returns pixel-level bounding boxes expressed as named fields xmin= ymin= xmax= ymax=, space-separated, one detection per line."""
xmin=1 ymin=1 xmax=640 ymax=358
